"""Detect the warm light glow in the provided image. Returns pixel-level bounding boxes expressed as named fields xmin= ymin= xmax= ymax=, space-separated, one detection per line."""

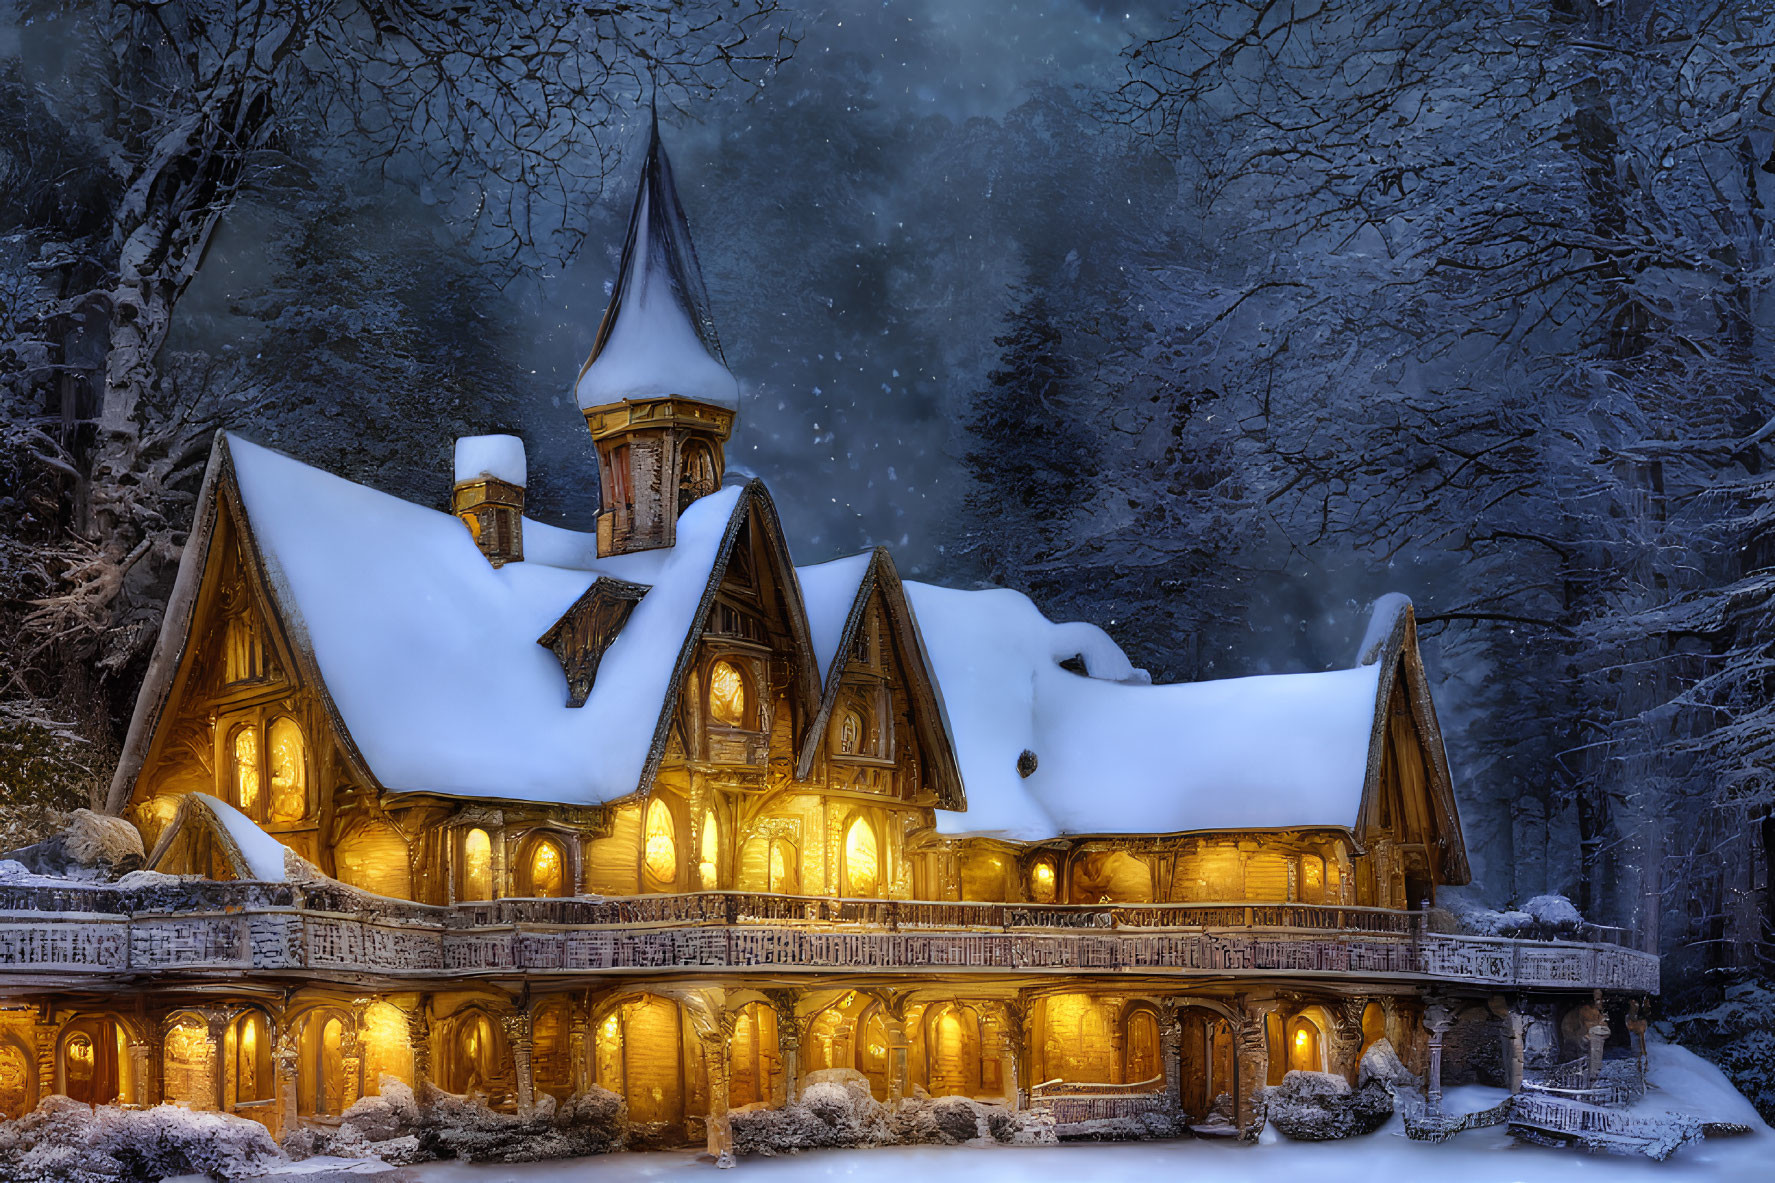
xmin=268 ymin=718 xmax=305 ymax=822
xmin=709 ymin=660 xmax=747 ymax=726
xmin=844 ymin=816 xmax=879 ymax=897
xmin=529 ymin=836 xmax=565 ymax=897
xmin=698 ymin=812 xmax=719 ymax=887
xmin=601 ymin=1014 xmax=619 ymax=1040
xmin=237 ymin=1014 xmax=259 ymax=1098
xmin=164 ymin=1017 xmax=214 ymax=1109
xmin=68 ymin=1035 xmax=92 ymax=1065
xmin=643 ymin=799 xmax=677 ymax=885
xmin=769 ymin=840 xmax=791 ymax=892
xmin=360 ymin=1003 xmax=413 ymax=1095
xmin=462 ymin=828 xmax=492 ymax=900
xmin=1030 ymin=859 xmax=1057 ymax=902
xmin=232 ymin=726 xmax=260 ymax=816
xmin=1294 ymin=1029 xmax=1310 ymax=1051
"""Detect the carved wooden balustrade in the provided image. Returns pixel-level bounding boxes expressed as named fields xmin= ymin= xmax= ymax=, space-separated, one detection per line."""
xmin=0 ymin=884 xmax=1659 ymax=995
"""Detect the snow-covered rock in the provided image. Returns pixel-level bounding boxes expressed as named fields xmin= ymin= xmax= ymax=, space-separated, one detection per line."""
xmin=730 ymin=1084 xmax=1054 ymax=1157
xmin=1261 ymin=1070 xmax=1393 ymax=1141
xmin=0 ymin=1095 xmax=283 ymax=1182
xmin=1359 ymin=1038 xmax=1420 ymax=1092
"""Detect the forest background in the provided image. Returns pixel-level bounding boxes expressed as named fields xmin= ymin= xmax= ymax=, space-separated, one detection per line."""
xmin=4 ymin=0 xmax=1774 ymax=1111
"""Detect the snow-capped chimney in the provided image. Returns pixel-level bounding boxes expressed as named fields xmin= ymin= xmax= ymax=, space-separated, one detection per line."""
xmin=576 ymin=117 xmax=735 ymax=558
xmin=452 ymin=435 xmax=526 ymax=568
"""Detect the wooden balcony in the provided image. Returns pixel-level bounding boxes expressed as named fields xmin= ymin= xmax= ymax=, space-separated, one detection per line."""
xmin=0 ymin=883 xmax=1659 ymax=994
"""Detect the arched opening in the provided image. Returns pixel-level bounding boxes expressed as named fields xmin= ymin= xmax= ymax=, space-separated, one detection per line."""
xmin=163 ymin=1015 xmax=215 ymax=1109
xmin=1122 ymin=1007 xmax=1162 ymax=1085
xmin=838 ymin=709 xmax=865 ymax=755
xmin=519 ymin=833 xmax=569 ymax=898
xmin=460 ymin=828 xmax=493 ymax=901
xmin=1287 ymin=1014 xmax=1325 ymax=1074
xmin=1028 ymin=856 xmax=1057 ymax=903
xmin=360 ymin=1003 xmax=414 ymax=1096
xmin=843 ymin=816 xmax=880 ymax=898
xmin=59 ymin=1019 xmax=124 ymax=1106
xmin=857 ymin=1007 xmax=891 ymax=1100
xmin=708 ymin=660 xmax=748 ymax=728
xmin=595 ymin=996 xmax=685 ymax=1127
xmin=299 ymin=1013 xmax=349 ymax=1117
xmin=1072 ymin=851 xmax=1152 ymax=903
xmin=926 ymin=1004 xmax=982 ymax=1098
xmin=1360 ymin=1002 xmax=1387 ymax=1058
xmin=267 ymin=717 xmax=307 ymax=823
xmin=336 ymin=821 xmax=413 ymax=900
xmin=0 ymin=1040 xmax=30 ymax=1119
xmin=728 ymin=1002 xmax=779 ymax=1108
xmin=642 ymin=799 xmax=678 ymax=891
xmin=680 ymin=440 xmax=719 ymax=507
xmin=443 ymin=1011 xmax=500 ymax=1099
xmin=1265 ymin=1011 xmax=1287 ymax=1085
xmin=1036 ymin=994 xmax=1115 ymax=1084
xmin=225 ymin=1011 xmax=273 ymax=1114
xmin=1177 ymin=1010 xmax=1236 ymax=1121
xmin=230 ymin=725 xmax=261 ymax=820
xmin=698 ymin=811 xmax=720 ymax=888
xmin=532 ymin=1003 xmax=575 ymax=1102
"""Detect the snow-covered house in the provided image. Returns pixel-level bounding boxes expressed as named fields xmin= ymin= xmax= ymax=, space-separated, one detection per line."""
xmin=0 ymin=126 xmax=1656 ymax=1158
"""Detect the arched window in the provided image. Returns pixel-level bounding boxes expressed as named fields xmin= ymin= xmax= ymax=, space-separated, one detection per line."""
xmin=164 ymin=1015 xmax=215 ymax=1109
xmin=64 ymin=1032 xmax=96 ymax=1102
xmin=1287 ymin=1015 xmax=1324 ymax=1074
xmin=60 ymin=1021 xmax=122 ymax=1106
xmin=461 ymin=828 xmax=493 ymax=901
xmin=698 ymin=811 xmax=720 ymax=888
xmin=268 ymin=718 xmax=306 ymax=822
xmin=926 ymin=1005 xmax=982 ymax=1098
xmin=446 ymin=1012 xmax=497 ymax=1097
xmin=1123 ymin=1009 xmax=1161 ymax=1084
xmin=228 ymin=1012 xmax=272 ymax=1108
xmin=1298 ymin=854 xmax=1326 ymax=904
xmin=524 ymin=834 xmax=567 ymax=898
xmin=231 ymin=726 xmax=260 ymax=818
xmin=709 ymin=660 xmax=748 ymax=727
xmin=681 ymin=440 xmax=718 ymax=505
xmin=839 ymin=709 xmax=864 ymax=755
xmin=1029 ymin=857 xmax=1057 ymax=903
xmin=224 ymin=612 xmax=264 ymax=684
xmin=843 ymin=816 xmax=880 ymax=898
xmin=643 ymin=799 xmax=677 ymax=888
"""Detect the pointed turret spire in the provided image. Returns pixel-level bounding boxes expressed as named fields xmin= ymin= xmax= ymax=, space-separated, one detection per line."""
xmin=576 ymin=118 xmax=739 ymax=411
xmin=578 ymin=118 xmax=739 ymax=558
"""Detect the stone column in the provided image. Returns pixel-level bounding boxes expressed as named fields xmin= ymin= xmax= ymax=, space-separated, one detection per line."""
xmin=700 ymin=1026 xmax=735 ymax=1169
xmin=570 ymin=1012 xmax=592 ymax=1095
xmin=885 ymin=1015 xmax=909 ymax=1109
xmin=32 ymin=1018 xmax=56 ymax=1104
xmin=502 ymin=1011 xmax=534 ymax=1114
xmin=127 ymin=1040 xmax=152 ymax=1106
xmin=1423 ymin=1002 xmax=1454 ymax=1112
xmin=206 ymin=1014 xmax=227 ymax=1112
xmin=1626 ymin=1001 xmax=1648 ymax=1078
xmin=1488 ymin=998 xmax=1526 ymax=1094
xmin=338 ymin=1023 xmax=364 ymax=1113
xmin=407 ymin=1008 xmax=432 ymax=1092
xmin=1159 ymin=1003 xmax=1182 ymax=1107
xmin=1585 ymin=993 xmax=1610 ymax=1089
xmin=1233 ymin=1004 xmax=1271 ymax=1138
xmin=273 ymin=1032 xmax=299 ymax=1136
xmin=776 ymin=1010 xmax=802 ymax=1107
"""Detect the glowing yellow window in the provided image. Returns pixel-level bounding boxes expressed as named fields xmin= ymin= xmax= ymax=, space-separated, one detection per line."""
xmin=709 ymin=660 xmax=747 ymax=727
xmin=528 ymin=835 xmax=566 ymax=898
xmin=644 ymin=798 xmax=677 ymax=886
xmin=1029 ymin=858 xmax=1057 ymax=903
xmin=843 ymin=816 xmax=879 ymax=897
xmin=231 ymin=726 xmax=260 ymax=817
xmin=268 ymin=718 xmax=305 ymax=822
xmin=698 ymin=811 xmax=719 ymax=887
xmin=1299 ymin=855 xmax=1326 ymax=904
xmin=462 ymin=828 xmax=492 ymax=901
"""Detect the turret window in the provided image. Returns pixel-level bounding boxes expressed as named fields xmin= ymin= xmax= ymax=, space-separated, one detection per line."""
xmin=231 ymin=726 xmax=261 ymax=817
xmin=709 ymin=660 xmax=748 ymax=727
xmin=643 ymin=798 xmax=678 ymax=888
xmin=268 ymin=718 xmax=307 ymax=822
xmin=523 ymin=834 xmax=567 ymax=898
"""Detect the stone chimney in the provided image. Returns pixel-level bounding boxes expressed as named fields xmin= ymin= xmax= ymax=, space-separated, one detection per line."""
xmin=452 ymin=435 xmax=526 ymax=567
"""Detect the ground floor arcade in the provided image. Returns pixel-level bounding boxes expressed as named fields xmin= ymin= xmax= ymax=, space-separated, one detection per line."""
xmin=0 ymin=979 xmax=1636 ymax=1154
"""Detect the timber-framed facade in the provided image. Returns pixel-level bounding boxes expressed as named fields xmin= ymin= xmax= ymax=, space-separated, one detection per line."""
xmin=0 ymin=124 xmax=1657 ymax=1158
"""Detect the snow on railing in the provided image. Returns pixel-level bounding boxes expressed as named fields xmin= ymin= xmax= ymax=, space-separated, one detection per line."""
xmin=1030 ymin=1074 xmax=1166 ymax=1099
xmin=1521 ymin=1056 xmax=1646 ymax=1106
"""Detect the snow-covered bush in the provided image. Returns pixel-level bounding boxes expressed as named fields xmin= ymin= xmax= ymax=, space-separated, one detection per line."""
xmin=0 ymin=809 xmax=143 ymax=880
xmin=1261 ymin=1070 xmax=1392 ymax=1141
xmin=285 ymin=1080 xmax=626 ymax=1166
xmin=730 ymin=1074 xmax=1056 ymax=1156
xmin=1441 ymin=889 xmax=1586 ymax=941
xmin=1661 ymin=978 xmax=1775 ymax=1123
xmin=0 ymin=1095 xmax=284 ymax=1182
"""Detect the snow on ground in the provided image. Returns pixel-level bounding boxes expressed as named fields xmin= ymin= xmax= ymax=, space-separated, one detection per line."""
xmin=404 ymin=1043 xmax=1771 ymax=1183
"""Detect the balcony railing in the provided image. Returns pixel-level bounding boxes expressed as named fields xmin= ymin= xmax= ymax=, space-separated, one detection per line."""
xmin=0 ymin=883 xmax=1659 ymax=994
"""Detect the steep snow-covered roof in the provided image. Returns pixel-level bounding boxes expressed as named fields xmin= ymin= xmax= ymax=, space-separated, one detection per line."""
xmin=227 ymin=434 xmax=742 ymax=804
xmin=903 ymin=581 xmax=1384 ymax=841
xmin=575 ymin=123 xmax=738 ymax=411
xmin=797 ymin=551 xmax=877 ymax=680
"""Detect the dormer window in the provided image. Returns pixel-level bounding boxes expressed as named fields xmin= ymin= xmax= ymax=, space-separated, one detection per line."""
xmin=830 ymin=685 xmax=891 ymax=763
xmin=231 ymin=726 xmax=260 ymax=816
xmin=268 ymin=718 xmax=307 ymax=823
xmin=461 ymin=828 xmax=493 ymax=901
xmin=839 ymin=709 xmax=863 ymax=755
xmin=709 ymin=660 xmax=748 ymax=727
